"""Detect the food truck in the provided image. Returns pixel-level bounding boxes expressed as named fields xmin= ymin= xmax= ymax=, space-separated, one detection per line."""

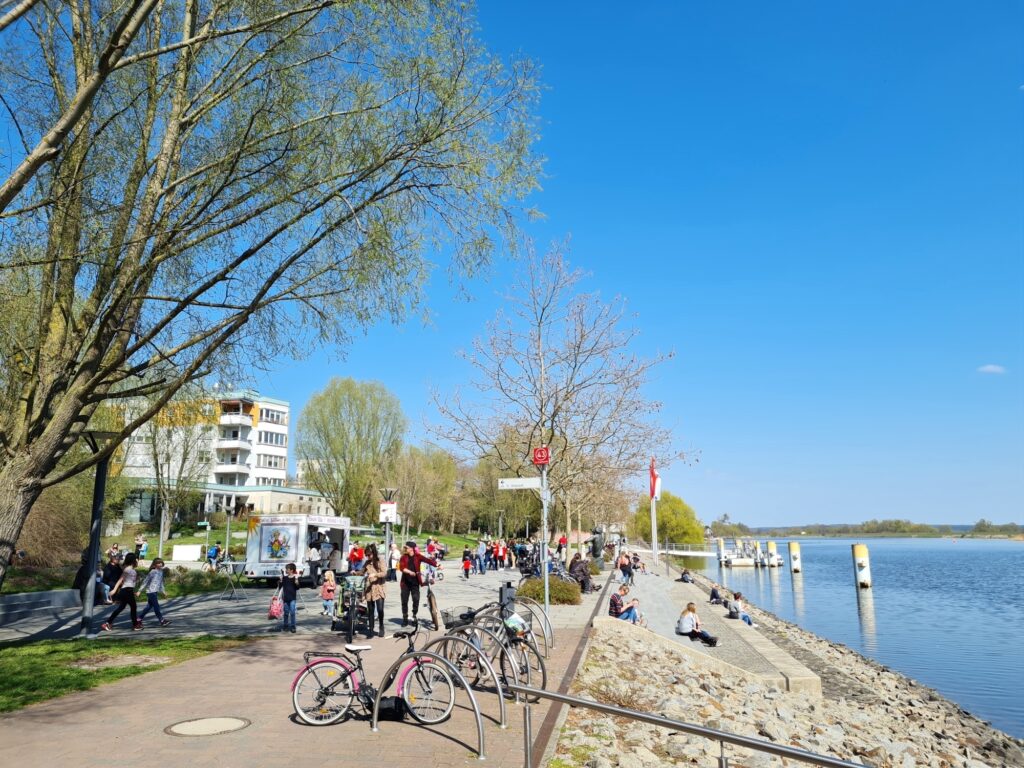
xmin=244 ymin=514 xmax=351 ymax=584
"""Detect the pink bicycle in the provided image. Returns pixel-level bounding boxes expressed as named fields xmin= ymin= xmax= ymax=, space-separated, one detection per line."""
xmin=291 ymin=623 xmax=455 ymax=726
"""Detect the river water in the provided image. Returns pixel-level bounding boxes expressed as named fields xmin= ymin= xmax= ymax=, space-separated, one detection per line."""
xmin=694 ymin=537 xmax=1024 ymax=738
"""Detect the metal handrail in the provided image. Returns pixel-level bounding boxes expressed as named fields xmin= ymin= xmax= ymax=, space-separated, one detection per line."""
xmin=509 ymin=683 xmax=864 ymax=768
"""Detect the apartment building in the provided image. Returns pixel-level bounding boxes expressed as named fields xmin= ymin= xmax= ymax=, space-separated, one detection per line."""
xmin=122 ymin=389 xmax=335 ymax=521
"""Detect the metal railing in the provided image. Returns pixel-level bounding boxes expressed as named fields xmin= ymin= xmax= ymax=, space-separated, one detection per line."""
xmin=509 ymin=683 xmax=864 ymax=768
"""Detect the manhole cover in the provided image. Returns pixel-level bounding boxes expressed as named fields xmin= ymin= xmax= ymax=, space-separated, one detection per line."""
xmin=165 ymin=717 xmax=251 ymax=737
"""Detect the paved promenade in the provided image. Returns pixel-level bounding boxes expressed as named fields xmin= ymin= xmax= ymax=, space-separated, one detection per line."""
xmin=0 ymin=564 xmax=607 ymax=767
xmin=0 ymin=556 xmax=821 ymax=766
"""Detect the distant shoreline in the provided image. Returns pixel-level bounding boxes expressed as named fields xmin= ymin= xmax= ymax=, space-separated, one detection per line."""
xmin=734 ymin=533 xmax=1024 ymax=541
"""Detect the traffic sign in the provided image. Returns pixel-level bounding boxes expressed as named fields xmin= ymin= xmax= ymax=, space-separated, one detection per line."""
xmin=499 ymin=477 xmax=541 ymax=490
xmin=532 ymin=446 xmax=550 ymax=466
xmin=379 ymin=501 xmax=399 ymax=523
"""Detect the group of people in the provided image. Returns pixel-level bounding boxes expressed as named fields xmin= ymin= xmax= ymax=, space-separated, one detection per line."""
xmin=281 ymin=539 xmax=443 ymax=634
xmin=615 ymin=550 xmax=648 ymax=585
xmin=71 ymin=547 xmax=173 ymax=632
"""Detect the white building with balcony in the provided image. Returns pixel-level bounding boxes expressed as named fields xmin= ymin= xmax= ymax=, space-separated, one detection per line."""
xmin=122 ymin=390 xmax=336 ymax=522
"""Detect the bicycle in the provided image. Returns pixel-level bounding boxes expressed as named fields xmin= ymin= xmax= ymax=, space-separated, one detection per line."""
xmin=439 ymin=599 xmax=547 ymax=699
xmin=291 ymin=622 xmax=456 ymax=726
xmin=331 ymin=573 xmax=367 ymax=644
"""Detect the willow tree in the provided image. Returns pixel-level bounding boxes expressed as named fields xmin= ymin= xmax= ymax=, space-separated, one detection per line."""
xmin=296 ymin=378 xmax=406 ymax=524
xmin=0 ymin=0 xmax=540 ymax=586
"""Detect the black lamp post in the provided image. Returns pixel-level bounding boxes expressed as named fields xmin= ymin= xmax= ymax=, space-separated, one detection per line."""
xmin=79 ymin=430 xmax=119 ymax=638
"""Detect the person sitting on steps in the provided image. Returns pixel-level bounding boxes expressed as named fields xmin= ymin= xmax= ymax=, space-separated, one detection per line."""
xmin=729 ymin=591 xmax=758 ymax=627
xmin=709 ymin=583 xmax=723 ymax=604
xmin=608 ymin=584 xmax=643 ymax=625
xmin=676 ymin=602 xmax=719 ymax=647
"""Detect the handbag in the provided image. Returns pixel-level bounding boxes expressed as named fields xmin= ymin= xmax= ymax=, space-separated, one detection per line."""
xmin=268 ymin=589 xmax=283 ymax=620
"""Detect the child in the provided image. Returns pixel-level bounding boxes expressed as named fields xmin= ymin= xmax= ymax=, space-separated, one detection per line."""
xmin=137 ymin=558 xmax=172 ymax=627
xmin=280 ymin=562 xmax=299 ymax=633
xmin=102 ymin=552 xmax=142 ymax=631
xmin=319 ymin=570 xmax=337 ymax=615
xmin=462 ymin=548 xmax=472 ymax=579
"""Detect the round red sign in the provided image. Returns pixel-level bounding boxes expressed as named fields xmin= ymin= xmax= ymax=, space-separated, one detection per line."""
xmin=532 ymin=446 xmax=550 ymax=465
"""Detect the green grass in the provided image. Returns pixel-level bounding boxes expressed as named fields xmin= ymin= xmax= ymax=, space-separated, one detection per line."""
xmin=1 ymin=565 xmax=78 ymax=594
xmin=0 ymin=635 xmax=252 ymax=713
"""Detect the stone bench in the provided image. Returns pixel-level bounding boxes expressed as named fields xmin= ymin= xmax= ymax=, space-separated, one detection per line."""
xmin=0 ymin=588 xmax=81 ymax=626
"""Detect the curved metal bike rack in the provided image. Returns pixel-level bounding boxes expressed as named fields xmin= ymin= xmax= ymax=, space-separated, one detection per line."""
xmin=477 ymin=604 xmax=548 ymax=660
xmin=424 ymin=634 xmax=508 ymax=729
xmin=453 ymin=624 xmax=523 ymax=700
xmin=370 ymin=650 xmax=486 ymax=761
xmin=511 ymin=596 xmax=555 ymax=651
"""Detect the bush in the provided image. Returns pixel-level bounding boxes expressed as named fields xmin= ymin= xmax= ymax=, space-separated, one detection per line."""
xmin=517 ymin=577 xmax=581 ymax=605
xmin=588 ymin=560 xmax=601 ymax=576
xmin=160 ymin=566 xmax=247 ymax=597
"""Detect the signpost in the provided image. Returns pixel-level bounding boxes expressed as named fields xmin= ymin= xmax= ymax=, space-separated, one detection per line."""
xmin=379 ymin=488 xmax=399 ymax=561
xmin=497 ymin=447 xmax=553 ymax=619
xmin=533 ymin=446 xmax=551 ymax=618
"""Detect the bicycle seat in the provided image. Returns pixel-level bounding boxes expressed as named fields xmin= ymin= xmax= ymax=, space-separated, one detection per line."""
xmin=344 ymin=644 xmax=373 ymax=653
xmin=392 ymin=630 xmax=412 ymax=640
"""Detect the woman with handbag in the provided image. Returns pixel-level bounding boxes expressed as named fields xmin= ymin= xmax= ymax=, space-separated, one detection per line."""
xmin=362 ymin=544 xmax=387 ymax=637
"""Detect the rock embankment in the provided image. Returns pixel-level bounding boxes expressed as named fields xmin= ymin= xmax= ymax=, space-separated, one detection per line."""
xmin=551 ymin=620 xmax=1024 ymax=768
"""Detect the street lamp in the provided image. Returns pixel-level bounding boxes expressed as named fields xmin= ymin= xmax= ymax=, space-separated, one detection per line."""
xmin=496 ymin=509 xmax=505 ymax=539
xmin=79 ymin=430 xmax=119 ymax=639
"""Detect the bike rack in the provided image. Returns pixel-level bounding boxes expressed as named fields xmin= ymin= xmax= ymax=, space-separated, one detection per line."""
xmin=370 ymin=650 xmax=486 ymax=761
xmin=511 ymin=596 xmax=554 ymax=651
xmin=423 ymin=634 xmax=508 ymax=729
xmin=446 ymin=623 xmax=523 ymax=701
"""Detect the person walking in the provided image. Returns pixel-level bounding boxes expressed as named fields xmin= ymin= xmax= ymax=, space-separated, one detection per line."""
xmin=279 ymin=563 xmax=300 ymax=633
xmin=307 ymin=540 xmax=322 ymax=585
xmin=475 ymin=540 xmax=486 ymax=575
xmin=387 ymin=542 xmax=401 ymax=582
xmin=362 ymin=544 xmax=387 ymax=637
xmin=319 ymin=570 xmax=337 ymax=615
xmin=137 ymin=558 xmax=172 ymax=627
xmin=102 ymin=553 xmax=142 ymax=631
xmin=462 ymin=548 xmax=473 ymax=579
xmin=398 ymin=541 xmax=439 ymax=626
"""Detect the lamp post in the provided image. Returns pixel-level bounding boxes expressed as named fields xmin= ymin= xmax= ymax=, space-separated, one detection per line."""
xmin=79 ymin=430 xmax=119 ymax=639
xmin=496 ymin=509 xmax=505 ymax=539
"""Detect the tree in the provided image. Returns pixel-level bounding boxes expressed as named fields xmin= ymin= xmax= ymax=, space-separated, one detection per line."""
xmin=296 ymin=378 xmax=405 ymax=524
xmin=0 ymin=1 xmax=540 ymax=586
xmin=433 ymin=244 xmax=677 ymax=539
xmin=633 ymin=490 xmax=703 ymax=546
xmin=131 ymin=389 xmax=216 ymax=557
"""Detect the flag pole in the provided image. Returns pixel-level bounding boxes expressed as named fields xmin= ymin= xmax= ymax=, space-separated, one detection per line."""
xmin=650 ymin=458 xmax=660 ymax=566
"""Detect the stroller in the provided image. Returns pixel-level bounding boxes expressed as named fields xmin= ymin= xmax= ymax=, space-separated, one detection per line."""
xmin=331 ymin=573 xmax=368 ymax=643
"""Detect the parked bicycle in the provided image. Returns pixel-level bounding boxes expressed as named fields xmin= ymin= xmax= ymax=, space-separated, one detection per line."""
xmin=292 ymin=622 xmax=456 ymax=726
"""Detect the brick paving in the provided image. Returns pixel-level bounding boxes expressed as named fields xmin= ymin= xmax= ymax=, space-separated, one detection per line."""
xmin=0 ymin=564 xmax=606 ymax=767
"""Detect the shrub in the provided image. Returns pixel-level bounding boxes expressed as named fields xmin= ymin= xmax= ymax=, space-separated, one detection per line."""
xmin=517 ymin=577 xmax=581 ymax=605
xmin=588 ymin=560 xmax=601 ymax=576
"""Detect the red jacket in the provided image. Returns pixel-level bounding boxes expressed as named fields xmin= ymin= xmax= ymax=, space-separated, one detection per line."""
xmin=398 ymin=550 xmax=438 ymax=585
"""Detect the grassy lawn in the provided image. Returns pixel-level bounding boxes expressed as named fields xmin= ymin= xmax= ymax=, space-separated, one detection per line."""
xmin=0 ymin=635 xmax=252 ymax=713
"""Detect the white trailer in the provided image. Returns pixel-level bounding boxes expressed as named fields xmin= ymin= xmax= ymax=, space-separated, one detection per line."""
xmin=244 ymin=514 xmax=351 ymax=584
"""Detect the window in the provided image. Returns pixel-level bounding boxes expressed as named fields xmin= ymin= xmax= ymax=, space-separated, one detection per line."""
xmin=198 ymin=451 xmax=211 ymax=463
xmin=260 ymin=407 xmax=287 ymax=425
xmin=258 ymin=431 xmax=287 ymax=447
xmin=256 ymin=454 xmax=285 ymax=469
xmin=131 ymin=434 xmax=152 ymax=444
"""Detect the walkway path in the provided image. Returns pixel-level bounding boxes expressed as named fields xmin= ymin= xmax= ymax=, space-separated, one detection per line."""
xmin=0 ymin=564 xmax=607 ymax=767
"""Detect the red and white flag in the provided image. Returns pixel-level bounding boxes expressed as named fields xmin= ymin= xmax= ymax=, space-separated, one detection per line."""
xmin=649 ymin=458 xmax=661 ymax=501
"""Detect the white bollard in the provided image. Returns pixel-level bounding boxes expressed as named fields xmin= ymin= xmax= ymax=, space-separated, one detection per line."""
xmin=852 ymin=543 xmax=872 ymax=588
xmin=766 ymin=541 xmax=779 ymax=567
xmin=788 ymin=541 xmax=801 ymax=573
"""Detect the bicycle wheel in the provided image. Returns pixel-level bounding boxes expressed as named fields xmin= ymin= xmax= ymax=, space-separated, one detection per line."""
xmin=501 ymin=643 xmax=545 ymax=702
xmin=402 ymin=661 xmax=456 ymax=725
xmin=438 ymin=633 xmax=483 ymax=688
xmin=292 ymin=661 xmax=356 ymax=725
xmin=346 ymin=595 xmax=356 ymax=644
xmin=435 ymin=570 xmax=444 ymax=582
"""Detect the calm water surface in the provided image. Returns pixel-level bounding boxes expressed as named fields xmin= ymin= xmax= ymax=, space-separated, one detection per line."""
xmin=696 ymin=538 xmax=1024 ymax=737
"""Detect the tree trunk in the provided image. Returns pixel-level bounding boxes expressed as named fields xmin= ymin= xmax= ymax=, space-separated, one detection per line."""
xmin=0 ymin=455 xmax=47 ymax=589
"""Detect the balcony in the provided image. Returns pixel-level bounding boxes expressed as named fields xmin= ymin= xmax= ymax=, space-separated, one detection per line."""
xmin=214 ymin=462 xmax=250 ymax=475
xmin=220 ymin=413 xmax=251 ymax=427
xmin=216 ymin=438 xmax=250 ymax=451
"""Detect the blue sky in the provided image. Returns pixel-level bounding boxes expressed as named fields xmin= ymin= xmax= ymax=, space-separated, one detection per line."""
xmin=258 ymin=2 xmax=1024 ymax=527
